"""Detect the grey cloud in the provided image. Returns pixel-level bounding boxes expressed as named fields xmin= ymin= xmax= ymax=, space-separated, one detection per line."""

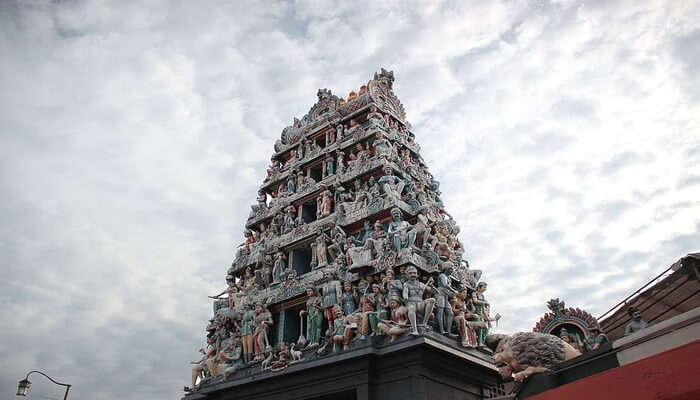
xmin=601 ymin=151 xmax=652 ymax=175
xmin=550 ymin=97 xmax=598 ymax=119
xmin=677 ymin=174 xmax=700 ymax=189
xmin=672 ymin=29 xmax=700 ymax=100
xmin=519 ymin=131 xmax=578 ymax=155
xmin=596 ymin=200 xmax=634 ymax=223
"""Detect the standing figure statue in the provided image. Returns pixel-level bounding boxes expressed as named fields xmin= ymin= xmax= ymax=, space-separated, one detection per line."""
xmin=311 ymin=229 xmax=331 ymax=268
xmin=272 ymin=249 xmax=287 ymax=284
xmin=300 ymin=286 xmax=323 ymax=348
xmin=335 ymin=150 xmax=345 ymax=175
xmin=453 ymin=288 xmax=477 ymax=347
xmin=283 ymin=205 xmax=296 ymax=233
xmin=253 ymin=303 xmax=273 ymax=361
xmin=287 ymin=174 xmax=296 ymax=193
xmin=387 ymin=207 xmax=416 ymax=256
xmin=327 ymin=224 xmax=347 ymax=262
xmin=436 ymin=261 xmax=458 ymax=335
xmin=316 ymin=187 xmax=334 ymax=218
xmin=335 ymin=123 xmax=345 ymax=142
xmin=472 ymin=282 xmax=501 ymax=347
xmin=325 ymin=155 xmax=335 ymax=176
xmin=402 ymin=266 xmax=436 ymax=336
xmin=358 ymin=284 xmax=376 ymax=339
xmin=341 ymin=281 xmax=358 ymax=316
xmin=319 ymin=271 xmax=343 ymax=329
xmin=330 ymin=305 xmax=353 ymax=352
xmin=241 ymin=303 xmax=256 ymax=363
xmin=382 ymin=268 xmax=403 ymax=300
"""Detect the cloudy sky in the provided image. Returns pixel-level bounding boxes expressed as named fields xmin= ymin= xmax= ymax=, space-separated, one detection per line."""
xmin=1 ymin=0 xmax=699 ymax=399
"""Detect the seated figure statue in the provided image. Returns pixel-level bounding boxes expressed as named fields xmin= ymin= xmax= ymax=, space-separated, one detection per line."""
xmin=387 ymin=207 xmax=416 ymax=257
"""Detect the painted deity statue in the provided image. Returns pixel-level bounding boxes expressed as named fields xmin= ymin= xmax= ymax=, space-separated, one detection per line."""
xmin=341 ymin=281 xmax=358 ymax=316
xmin=311 ymin=230 xmax=331 ymax=268
xmin=272 ymin=250 xmax=286 ymax=283
xmin=402 ymin=266 xmax=436 ymax=336
xmin=373 ymin=130 xmax=393 ymax=160
xmin=241 ymin=303 xmax=256 ymax=363
xmin=319 ymin=271 xmax=343 ymax=328
xmin=387 ymin=207 xmax=416 ymax=256
xmin=253 ymin=303 xmax=273 ymax=361
xmin=377 ymin=296 xmax=409 ymax=343
xmin=316 ymin=187 xmax=334 ymax=217
xmin=436 ymin=261 xmax=458 ymax=335
xmin=378 ymin=165 xmax=405 ymax=202
xmin=472 ymin=282 xmax=501 ymax=347
xmin=300 ymin=287 xmax=323 ymax=348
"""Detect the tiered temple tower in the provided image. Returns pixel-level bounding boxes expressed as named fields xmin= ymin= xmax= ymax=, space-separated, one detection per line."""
xmin=184 ymin=69 xmax=504 ymax=400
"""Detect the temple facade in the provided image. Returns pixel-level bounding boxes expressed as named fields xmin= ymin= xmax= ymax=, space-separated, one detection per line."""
xmin=184 ymin=69 xmax=503 ymax=400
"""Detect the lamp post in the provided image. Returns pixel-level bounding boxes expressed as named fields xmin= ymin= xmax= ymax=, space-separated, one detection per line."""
xmin=16 ymin=370 xmax=71 ymax=400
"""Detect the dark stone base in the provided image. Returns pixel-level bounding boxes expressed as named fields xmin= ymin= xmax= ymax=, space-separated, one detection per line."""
xmin=183 ymin=332 xmax=504 ymax=400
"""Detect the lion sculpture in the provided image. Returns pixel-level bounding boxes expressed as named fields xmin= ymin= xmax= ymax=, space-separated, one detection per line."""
xmin=486 ymin=332 xmax=581 ymax=382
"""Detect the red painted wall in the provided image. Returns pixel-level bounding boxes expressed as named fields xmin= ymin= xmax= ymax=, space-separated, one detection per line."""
xmin=529 ymin=340 xmax=700 ymax=400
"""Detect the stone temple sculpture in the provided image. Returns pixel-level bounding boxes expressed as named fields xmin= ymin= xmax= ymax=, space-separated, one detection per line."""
xmin=185 ymin=69 xmax=501 ymax=393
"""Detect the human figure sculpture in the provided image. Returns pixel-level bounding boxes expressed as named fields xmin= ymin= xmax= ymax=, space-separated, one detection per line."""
xmin=299 ymin=287 xmax=323 ymax=348
xmin=378 ymin=165 xmax=405 ymax=203
xmin=402 ymin=266 xmax=436 ymax=336
xmin=256 ymin=190 xmax=267 ymax=210
xmin=335 ymin=150 xmax=345 ymax=175
xmin=559 ymin=327 xmax=584 ymax=354
xmin=624 ymin=307 xmax=648 ymax=336
xmin=472 ymin=282 xmax=501 ymax=346
xmin=270 ymin=211 xmax=283 ymax=235
xmin=378 ymin=295 xmax=409 ymax=343
xmin=387 ymin=207 xmax=416 ymax=256
xmin=319 ymin=271 xmax=343 ymax=328
xmin=189 ymin=346 xmax=211 ymax=391
xmin=325 ymin=155 xmax=335 ymax=176
xmin=382 ymin=268 xmax=403 ymax=300
xmin=335 ymin=123 xmax=344 ymax=142
xmin=240 ymin=303 xmax=256 ymax=363
xmin=272 ymin=250 xmax=286 ymax=283
xmin=349 ymin=142 xmax=369 ymax=170
xmin=584 ymin=326 xmax=609 ymax=351
xmin=253 ymin=303 xmax=273 ymax=361
xmin=357 ymin=284 xmax=376 ymax=339
xmin=436 ymin=261 xmax=458 ymax=335
xmin=373 ymin=130 xmax=393 ymax=160
xmin=287 ymin=174 xmax=296 ymax=193
xmin=326 ymin=224 xmax=347 ymax=262
xmin=371 ymin=283 xmax=389 ymax=335
xmin=330 ymin=305 xmax=353 ymax=351
xmin=282 ymin=205 xmax=296 ymax=233
xmin=432 ymin=224 xmax=453 ymax=259
xmin=316 ymin=187 xmax=334 ymax=218
xmin=205 ymin=337 xmax=242 ymax=380
xmin=452 ymin=288 xmax=485 ymax=347
xmin=311 ymin=230 xmax=331 ymax=268
xmin=414 ymin=207 xmax=432 ymax=248
xmin=341 ymin=281 xmax=358 ymax=316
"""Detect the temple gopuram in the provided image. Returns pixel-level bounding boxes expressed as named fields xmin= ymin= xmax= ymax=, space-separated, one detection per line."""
xmin=183 ymin=69 xmax=506 ymax=400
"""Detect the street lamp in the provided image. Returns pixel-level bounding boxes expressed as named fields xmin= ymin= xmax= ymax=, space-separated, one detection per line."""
xmin=16 ymin=370 xmax=71 ymax=400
